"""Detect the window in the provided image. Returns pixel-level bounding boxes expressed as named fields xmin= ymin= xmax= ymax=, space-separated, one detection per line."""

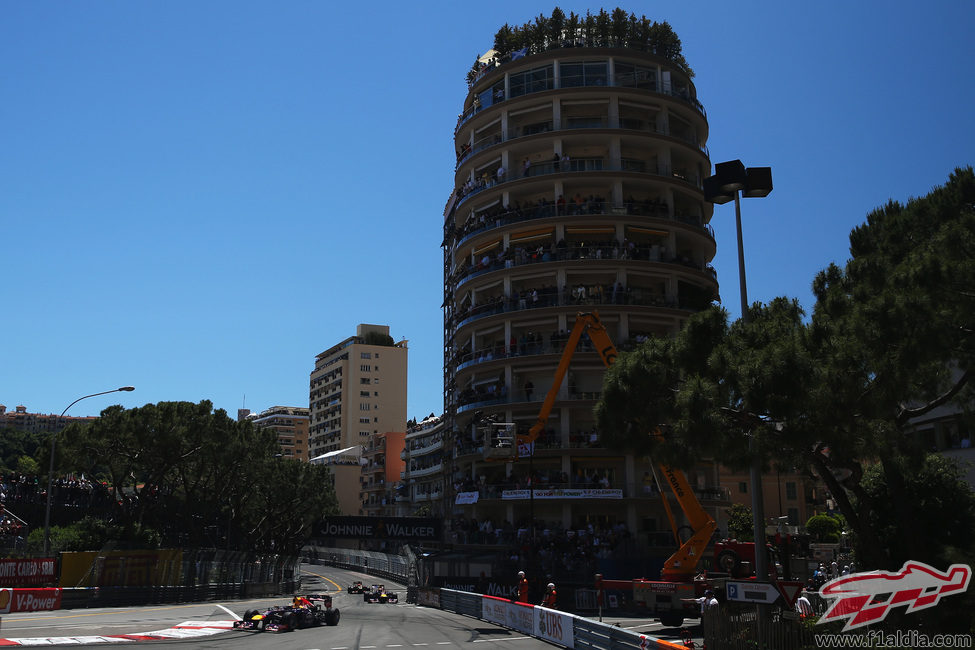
xmin=361 ymin=364 xmax=371 ymax=372
xmin=738 ymin=482 xmax=748 ymax=494
xmin=360 ymin=378 xmax=370 ymax=384
xmin=360 ymin=403 xmax=371 ymax=411
xmin=613 ymin=62 xmax=656 ymax=90
xmin=786 ymin=482 xmax=798 ymax=500
xmin=374 ymin=391 xmax=379 ymax=397
xmin=560 ymin=61 xmax=607 ymax=88
xmin=509 ymin=64 xmax=553 ymax=98
xmin=359 ymin=417 xmax=371 ymax=424
xmin=787 ymin=508 xmax=800 ymax=526
xmin=361 ymin=352 xmax=372 ymax=359
xmin=373 ymin=378 xmax=379 ymax=384
xmin=360 ymin=391 xmax=370 ymax=397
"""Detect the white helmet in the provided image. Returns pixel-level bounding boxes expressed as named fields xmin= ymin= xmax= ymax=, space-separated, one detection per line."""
xmin=518 ymin=571 xmax=525 ymax=576
xmin=547 ymin=582 xmax=555 ymax=589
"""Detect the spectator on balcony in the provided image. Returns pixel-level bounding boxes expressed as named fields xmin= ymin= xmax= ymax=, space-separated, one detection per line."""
xmin=524 ymin=380 xmax=534 ymax=401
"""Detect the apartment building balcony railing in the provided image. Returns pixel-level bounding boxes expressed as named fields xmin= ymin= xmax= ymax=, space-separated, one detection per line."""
xmin=453 ymin=243 xmax=713 ymax=290
xmin=406 ymin=462 xmax=444 ymax=479
xmin=406 ymin=440 xmax=445 ymax=459
xmin=452 ymin=201 xmax=712 ymax=250
xmin=457 ymin=62 xmax=705 ymax=133
xmin=455 ymin=389 xmax=603 ymax=415
xmin=452 ymin=481 xmax=729 ymax=502
xmin=453 ymin=158 xmax=702 ymax=211
xmin=450 ymin=286 xmax=705 ymax=333
xmin=456 ymin=118 xmax=706 ymax=169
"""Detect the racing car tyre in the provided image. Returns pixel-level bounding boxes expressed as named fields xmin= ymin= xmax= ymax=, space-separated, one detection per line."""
xmin=242 ymin=609 xmax=257 ymax=621
xmin=325 ymin=609 xmax=340 ymax=626
xmin=284 ymin=611 xmax=298 ymax=631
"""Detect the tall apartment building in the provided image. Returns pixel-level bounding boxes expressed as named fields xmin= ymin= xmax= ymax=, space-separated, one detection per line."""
xmin=442 ymin=25 xmax=728 ymax=547
xmin=308 ymin=324 xmax=408 ymax=460
xmin=238 ymin=406 xmax=311 ymax=462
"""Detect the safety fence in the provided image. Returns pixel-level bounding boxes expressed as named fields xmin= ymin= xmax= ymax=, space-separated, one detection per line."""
xmin=702 ymin=608 xmax=816 ymax=650
xmin=434 ymin=588 xmax=684 ymax=649
xmin=302 ymin=545 xmax=410 ymax=585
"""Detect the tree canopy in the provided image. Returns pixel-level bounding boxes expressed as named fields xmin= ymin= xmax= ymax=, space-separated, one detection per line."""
xmin=470 ymin=7 xmax=693 ymax=84
xmin=596 ymin=167 xmax=975 ymax=572
xmin=40 ymin=400 xmax=339 ymax=554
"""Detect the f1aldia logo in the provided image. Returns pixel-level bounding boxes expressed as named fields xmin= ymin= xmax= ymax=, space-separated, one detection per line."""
xmin=817 ymin=560 xmax=971 ymax=631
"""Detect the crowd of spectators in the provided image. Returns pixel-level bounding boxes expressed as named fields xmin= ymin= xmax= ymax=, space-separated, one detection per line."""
xmin=0 ymin=473 xmax=113 ymax=510
xmin=449 ymin=514 xmax=633 ymax=581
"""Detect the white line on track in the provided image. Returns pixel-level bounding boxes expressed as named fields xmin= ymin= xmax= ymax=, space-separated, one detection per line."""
xmin=216 ymin=603 xmax=241 ymax=620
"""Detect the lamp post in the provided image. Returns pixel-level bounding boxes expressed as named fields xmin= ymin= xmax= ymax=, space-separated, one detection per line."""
xmin=705 ymin=160 xmax=772 ymax=647
xmin=705 ymin=161 xmax=774 ymax=565
xmin=43 ymin=386 xmax=135 ymax=555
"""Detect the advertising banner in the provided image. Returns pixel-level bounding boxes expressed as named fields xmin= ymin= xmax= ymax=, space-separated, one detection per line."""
xmin=59 ymin=549 xmax=183 ymax=587
xmin=0 ymin=588 xmax=63 ymax=613
xmin=534 ymin=607 xmax=574 ymax=647
xmin=0 ymin=558 xmax=56 ymax=586
xmin=506 ymin=600 xmax=534 ymax=634
xmin=317 ymin=516 xmax=442 ymax=541
xmin=501 ymin=488 xmax=623 ymax=500
xmin=454 ymin=491 xmax=479 ymax=504
xmin=481 ymin=595 xmax=510 ymax=628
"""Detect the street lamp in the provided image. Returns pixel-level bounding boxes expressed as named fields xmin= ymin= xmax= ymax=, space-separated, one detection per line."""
xmin=43 ymin=386 xmax=135 ymax=555
xmin=703 ymin=160 xmax=773 ymax=582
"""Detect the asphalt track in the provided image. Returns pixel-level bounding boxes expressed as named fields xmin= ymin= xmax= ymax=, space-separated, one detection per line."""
xmin=0 ymin=564 xmax=701 ymax=648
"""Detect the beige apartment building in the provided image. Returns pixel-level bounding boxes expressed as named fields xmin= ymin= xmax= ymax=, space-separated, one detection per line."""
xmin=238 ymin=406 xmax=311 ymax=462
xmin=309 ymin=324 xmax=408 ymax=515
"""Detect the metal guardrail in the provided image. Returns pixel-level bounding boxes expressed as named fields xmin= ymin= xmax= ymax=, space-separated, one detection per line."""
xmin=437 ymin=588 xmax=682 ymax=650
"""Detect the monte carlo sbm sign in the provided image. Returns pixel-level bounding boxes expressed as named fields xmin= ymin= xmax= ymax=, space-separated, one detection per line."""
xmin=317 ymin=517 xmax=441 ymax=542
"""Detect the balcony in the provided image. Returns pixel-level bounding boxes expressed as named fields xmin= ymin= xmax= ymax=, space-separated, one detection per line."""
xmin=452 ymin=159 xmax=702 ymax=212
xmin=456 ymin=55 xmax=705 ymax=134
xmin=452 ymin=241 xmax=713 ymax=291
xmin=456 ymin=117 xmax=706 ymax=170
xmin=407 ymin=462 xmax=444 ymax=479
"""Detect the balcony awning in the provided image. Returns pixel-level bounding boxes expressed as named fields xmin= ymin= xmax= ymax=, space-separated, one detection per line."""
xmin=310 ymin=445 xmax=363 ymax=465
xmin=566 ymin=226 xmax=615 ymax=234
xmin=510 ymin=227 xmax=554 ymax=244
xmin=626 ymin=226 xmax=669 ymax=237
xmin=473 ymin=240 xmax=501 ymax=256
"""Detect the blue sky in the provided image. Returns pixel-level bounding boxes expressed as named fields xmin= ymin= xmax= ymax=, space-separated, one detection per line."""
xmin=2 ymin=1 xmax=973 ymax=422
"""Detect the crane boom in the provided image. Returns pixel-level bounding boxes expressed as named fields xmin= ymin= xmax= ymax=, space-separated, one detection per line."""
xmin=516 ymin=311 xmax=715 ymax=581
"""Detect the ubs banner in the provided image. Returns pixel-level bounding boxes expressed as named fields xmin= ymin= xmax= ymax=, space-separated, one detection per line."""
xmin=317 ymin=516 xmax=441 ymax=541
